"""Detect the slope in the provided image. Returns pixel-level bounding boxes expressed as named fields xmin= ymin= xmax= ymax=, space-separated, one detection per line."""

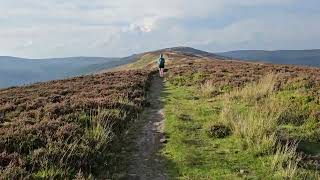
xmin=116 ymin=48 xmax=320 ymax=178
xmin=2 ymin=47 xmax=320 ymax=179
xmin=0 ymin=70 xmax=155 ymax=179
xmin=0 ymin=56 xmax=137 ymax=88
xmin=218 ymin=49 xmax=320 ymax=67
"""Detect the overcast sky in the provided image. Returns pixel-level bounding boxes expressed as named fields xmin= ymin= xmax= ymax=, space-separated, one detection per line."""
xmin=1 ymin=0 xmax=319 ymax=58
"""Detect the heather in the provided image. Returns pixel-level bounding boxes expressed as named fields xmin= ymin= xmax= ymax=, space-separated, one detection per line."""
xmin=0 ymin=70 xmax=153 ymax=179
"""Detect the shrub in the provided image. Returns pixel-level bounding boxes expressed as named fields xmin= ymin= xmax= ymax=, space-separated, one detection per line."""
xmin=206 ymin=123 xmax=231 ymax=138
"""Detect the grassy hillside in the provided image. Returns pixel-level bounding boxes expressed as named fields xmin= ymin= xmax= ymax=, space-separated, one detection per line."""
xmin=112 ymin=49 xmax=320 ymax=178
xmin=1 ymin=47 xmax=320 ymax=179
xmin=218 ymin=49 xmax=320 ymax=67
xmin=161 ymin=56 xmax=320 ymax=178
xmin=112 ymin=47 xmax=223 ymax=71
xmin=0 ymin=70 xmax=154 ymax=179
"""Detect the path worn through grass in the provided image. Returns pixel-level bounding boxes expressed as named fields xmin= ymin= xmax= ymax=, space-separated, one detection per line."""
xmin=124 ymin=75 xmax=168 ymax=180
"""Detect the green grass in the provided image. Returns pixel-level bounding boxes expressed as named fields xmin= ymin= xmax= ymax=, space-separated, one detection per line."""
xmin=33 ymin=167 xmax=69 ymax=179
xmin=162 ymin=74 xmax=320 ymax=179
xmin=163 ymin=84 xmax=270 ymax=179
xmin=128 ymin=54 xmax=157 ymax=69
xmin=113 ymin=53 xmax=159 ymax=71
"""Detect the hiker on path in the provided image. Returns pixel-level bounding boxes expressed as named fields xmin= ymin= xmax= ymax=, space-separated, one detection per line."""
xmin=157 ymin=54 xmax=165 ymax=77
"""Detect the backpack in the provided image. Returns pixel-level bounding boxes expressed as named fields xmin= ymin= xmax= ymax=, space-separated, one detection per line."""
xmin=159 ymin=57 xmax=165 ymax=66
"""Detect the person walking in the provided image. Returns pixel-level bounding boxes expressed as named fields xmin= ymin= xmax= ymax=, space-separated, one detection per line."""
xmin=157 ymin=54 xmax=165 ymax=77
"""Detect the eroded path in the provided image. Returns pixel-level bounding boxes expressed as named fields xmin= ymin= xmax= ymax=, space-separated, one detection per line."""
xmin=124 ymin=75 xmax=168 ymax=180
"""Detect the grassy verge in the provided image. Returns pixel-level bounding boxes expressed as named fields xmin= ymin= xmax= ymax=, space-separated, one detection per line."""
xmin=162 ymin=74 xmax=320 ymax=179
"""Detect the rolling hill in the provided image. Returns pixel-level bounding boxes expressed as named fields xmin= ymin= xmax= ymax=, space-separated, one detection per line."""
xmin=0 ymin=56 xmax=138 ymax=88
xmin=158 ymin=47 xmax=227 ymax=59
xmin=217 ymin=49 xmax=320 ymax=66
xmin=1 ymin=48 xmax=320 ymax=179
xmin=3 ymin=47 xmax=320 ymax=89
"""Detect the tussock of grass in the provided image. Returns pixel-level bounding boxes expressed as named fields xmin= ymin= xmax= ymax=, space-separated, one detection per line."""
xmin=85 ymin=116 xmax=113 ymax=150
xmin=219 ymin=74 xmax=302 ymax=177
xmin=199 ymin=81 xmax=220 ymax=98
xmin=34 ymin=167 xmax=68 ymax=179
xmin=272 ymin=142 xmax=300 ymax=178
xmin=220 ymin=97 xmax=284 ymax=154
xmin=198 ymin=81 xmax=232 ymax=99
xmin=226 ymin=73 xmax=277 ymax=103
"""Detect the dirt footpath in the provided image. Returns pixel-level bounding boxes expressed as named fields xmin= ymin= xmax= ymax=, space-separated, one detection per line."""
xmin=124 ymin=75 xmax=168 ymax=180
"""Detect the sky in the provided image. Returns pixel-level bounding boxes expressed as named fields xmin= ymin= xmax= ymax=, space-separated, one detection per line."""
xmin=0 ymin=0 xmax=319 ymax=58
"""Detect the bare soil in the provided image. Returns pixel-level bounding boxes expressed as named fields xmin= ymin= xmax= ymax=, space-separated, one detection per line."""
xmin=123 ymin=74 xmax=168 ymax=180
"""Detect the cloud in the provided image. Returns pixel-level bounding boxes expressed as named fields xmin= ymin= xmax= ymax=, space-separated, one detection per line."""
xmin=0 ymin=0 xmax=318 ymax=58
xmin=124 ymin=18 xmax=156 ymax=33
xmin=22 ymin=40 xmax=33 ymax=47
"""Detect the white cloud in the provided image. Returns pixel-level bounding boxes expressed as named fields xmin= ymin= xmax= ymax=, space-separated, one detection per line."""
xmin=22 ymin=40 xmax=33 ymax=47
xmin=0 ymin=0 xmax=317 ymax=58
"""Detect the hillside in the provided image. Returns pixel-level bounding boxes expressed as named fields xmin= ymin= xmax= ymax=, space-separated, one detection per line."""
xmin=112 ymin=46 xmax=226 ymax=71
xmin=0 ymin=70 xmax=154 ymax=179
xmin=111 ymin=49 xmax=320 ymax=178
xmin=157 ymin=47 xmax=227 ymax=59
xmin=218 ymin=49 xmax=320 ymax=67
xmin=4 ymin=47 xmax=319 ymax=89
xmin=1 ymin=48 xmax=320 ymax=179
xmin=0 ymin=56 xmax=137 ymax=88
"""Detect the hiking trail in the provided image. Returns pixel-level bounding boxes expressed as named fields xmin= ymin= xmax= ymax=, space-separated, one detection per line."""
xmin=124 ymin=74 xmax=168 ymax=180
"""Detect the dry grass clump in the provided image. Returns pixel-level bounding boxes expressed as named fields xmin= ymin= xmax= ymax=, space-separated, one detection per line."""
xmin=220 ymin=74 xmax=283 ymax=153
xmin=271 ymin=142 xmax=300 ymax=178
xmin=0 ymin=70 xmax=153 ymax=178
xmin=227 ymin=73 xmax=278 ymax=102
xmin=199 ymin=81 xmax=221 ymax=98
xmin=219 ymin=74 xmax=302 ymax=178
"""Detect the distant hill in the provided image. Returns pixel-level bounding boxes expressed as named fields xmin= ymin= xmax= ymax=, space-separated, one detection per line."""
xmin=3 ymin=47 xmax=320 ymax=89
xmin=217 ymin=49 xmax=320 ymax=67
xmin=0 ymin=56 xmax=137 ymax=88
xmin=158 ymin=46 xmax=227 ymax=59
